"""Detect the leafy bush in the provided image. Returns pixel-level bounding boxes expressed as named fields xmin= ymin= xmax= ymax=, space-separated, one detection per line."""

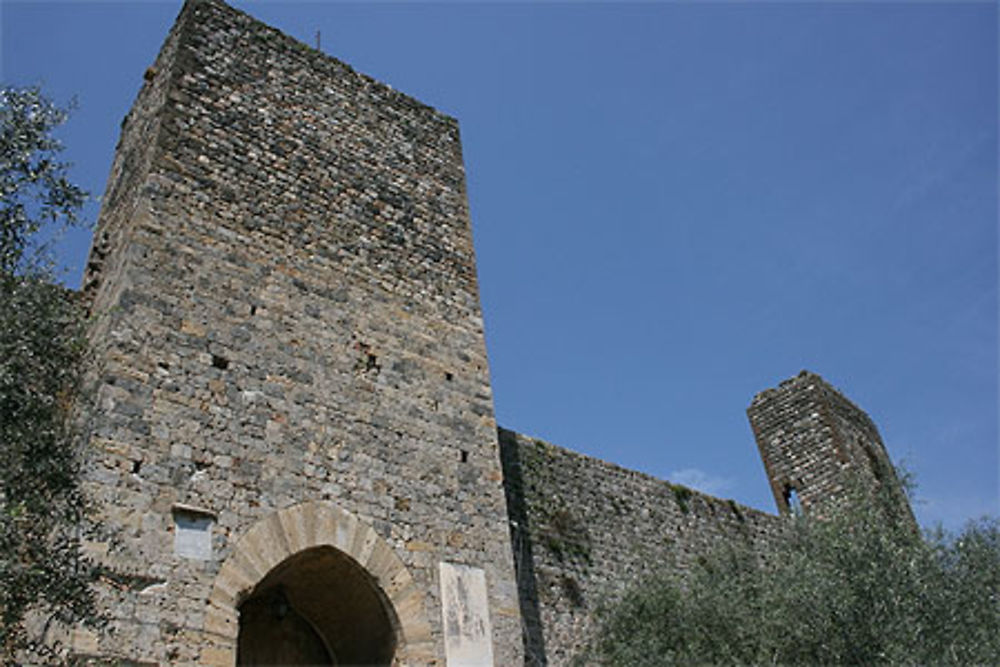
xmin=592 ymin=480 xmax=1000 ymax=665
xmin=0 ymin=85 xmax=100 ymax=661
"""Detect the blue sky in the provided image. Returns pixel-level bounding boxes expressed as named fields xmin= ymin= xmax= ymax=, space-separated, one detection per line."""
xmin=2 ymin=0 xmax=996 ymax=532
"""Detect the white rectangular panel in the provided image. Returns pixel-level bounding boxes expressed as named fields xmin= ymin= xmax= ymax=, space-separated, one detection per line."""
xmin=439 ymin=561 xmax=495 ymax=666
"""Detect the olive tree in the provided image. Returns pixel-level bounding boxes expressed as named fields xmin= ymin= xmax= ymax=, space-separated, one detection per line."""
xmin=0 ymin=85 xmax=100 ymax=661
xmin=592 ymin=478 xmax=1000 ymax=665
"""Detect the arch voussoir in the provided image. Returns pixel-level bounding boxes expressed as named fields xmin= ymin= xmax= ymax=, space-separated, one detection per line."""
xmin=209 ymin=561 xmax=255 ymax=609
xmin=203 ymin=602 xmax=239 ymax=640
xmin=245 ymin=512 xmax=294 ymax=573
xmin=276 ymin=503 xmax=310 ymax=554
xmin=203 ymin=501 xmax=430 ymax=666
xmin=331 ymin=508 xmax=361 ymax=555
xmin=364 ymin=538 xmax=398 ymax=583
xmin=351 ymin=522 xmax=380 ymax=567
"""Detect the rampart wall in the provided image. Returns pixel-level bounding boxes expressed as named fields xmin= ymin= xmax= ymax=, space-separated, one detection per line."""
xmin=72 ymin=1 xmax=907 ymax=664
xmin=499 ymin=428 xmax=781 ymax=665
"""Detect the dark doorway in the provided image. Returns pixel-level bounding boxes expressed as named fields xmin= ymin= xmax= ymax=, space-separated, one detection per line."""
xmin=236 ymin=546 xmax=398 ymax=666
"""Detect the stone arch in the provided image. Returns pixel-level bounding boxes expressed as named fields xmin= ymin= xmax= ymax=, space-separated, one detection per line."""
xmin=200 ymin=501 xmax=434 ymax=666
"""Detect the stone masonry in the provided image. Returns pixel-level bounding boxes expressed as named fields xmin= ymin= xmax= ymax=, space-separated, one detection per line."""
xmin=499 ymin=429 xmax=780 ymax=665
xmin=747 ymin=370 xmax=904 ymax=517
xmin=499 ymin=371 xmax=909 ymax=665
xmin=78 ymin=0 xmax=520 ymax=663
xmin=72 ymin=1 xmax=910 ymax=664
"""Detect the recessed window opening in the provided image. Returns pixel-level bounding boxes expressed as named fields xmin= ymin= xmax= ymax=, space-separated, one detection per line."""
xmin=783 ymin=485 xmax=803 ymax=516
xmin=211 ymin=354 xmax=229 ymax=370
xmin=860 ymin=438 xmax=885 ymax=484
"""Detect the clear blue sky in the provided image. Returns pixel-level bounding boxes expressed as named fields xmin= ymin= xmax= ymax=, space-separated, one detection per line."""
xmin=2 ymin=0 xmax=996 ymax=532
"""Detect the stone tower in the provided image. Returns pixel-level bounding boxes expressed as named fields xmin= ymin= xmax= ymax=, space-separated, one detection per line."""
xmin=747 ymin=371 xmax=903 ymax=517
xmin=78 ymin=0 xmax=521 ymax=663
xmin=70 ymin=0 xmax=915 ymax=663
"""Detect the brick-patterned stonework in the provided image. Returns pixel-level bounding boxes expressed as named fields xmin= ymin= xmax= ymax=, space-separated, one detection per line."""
xmin=78 ymin=0 xmax=520 ymax=663
xmin=73 ymin=1 xmax=908 ymax=664
xmin=748 ymin=370 xmax=903 ymax=516
xmin=499 ymin=429 xmax=781 ymax=665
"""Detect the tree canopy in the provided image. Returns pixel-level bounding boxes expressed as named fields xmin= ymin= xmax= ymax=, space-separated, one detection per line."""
xmin=591 ymin=478 xmax=1000 ymax=665
xmin=0 ymin=85 xmax=99 ymax=661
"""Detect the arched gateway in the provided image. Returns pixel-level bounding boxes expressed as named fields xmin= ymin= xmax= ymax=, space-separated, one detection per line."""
xmin=201 ymin=502 xmax=434 ymax=666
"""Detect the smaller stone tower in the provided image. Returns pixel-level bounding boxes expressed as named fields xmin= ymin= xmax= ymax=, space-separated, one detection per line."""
xmin=747 ymin=371 xmax=902 ymax=517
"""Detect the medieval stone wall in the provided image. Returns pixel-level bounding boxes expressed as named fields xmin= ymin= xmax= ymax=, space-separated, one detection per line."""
xmin=498 ymin=428 xmax=781 ymax=665
xmin=78 ymin=0 xmax=521 ymax=663
xmin=80 ymin=4 xmax=185 ymax=366
xmin=73 ymin=1 xmax=907 ymax=664
xmin=747 ymin=371 xmax=899 ymax=516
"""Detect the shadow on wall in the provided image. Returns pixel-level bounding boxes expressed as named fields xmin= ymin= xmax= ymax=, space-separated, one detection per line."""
xmin=498 ymin=428 xmax=548 ymax=667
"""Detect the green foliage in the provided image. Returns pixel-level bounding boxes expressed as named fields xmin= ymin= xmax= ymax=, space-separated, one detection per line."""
xmin=541 ymin=504 xmax=593 ymax=567
xmin=727 ymin=498 xmax=745 ymax=523
xmin=670 ymin=484 xmax=692 ymax=514
xmin=1 ymin=86 xmax=86 ymax=275
xmin=591 ymin=480 xmax=1000 ymax=665
xmin=0 ymin=85 xmax=99 ymax=661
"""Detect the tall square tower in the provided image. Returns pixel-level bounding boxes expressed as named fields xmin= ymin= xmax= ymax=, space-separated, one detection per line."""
xmin=79 ymin=0 xmax=521 ymax=663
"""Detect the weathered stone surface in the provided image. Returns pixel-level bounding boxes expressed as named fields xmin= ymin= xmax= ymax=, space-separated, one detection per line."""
xmin=79 ymin=0 xmax=520 ymax=663
xmin=439 ymin=562 xmax=494 ymax=666
xmin=748 ymin=370 xmax=908 ymax=518
xmin=498 ymin=371 xmax=908 ymax=665
xmin=499 ymin=429 xmax=781 ymax=665
xmin=74 ymin=0 xmax=909 ymax=664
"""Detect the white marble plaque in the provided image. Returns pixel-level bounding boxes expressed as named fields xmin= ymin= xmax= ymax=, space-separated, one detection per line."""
xmin=439 ymin=561 xmax=494 ymax=666
xmin=173 ymin=508 xmax=213 ymax=560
